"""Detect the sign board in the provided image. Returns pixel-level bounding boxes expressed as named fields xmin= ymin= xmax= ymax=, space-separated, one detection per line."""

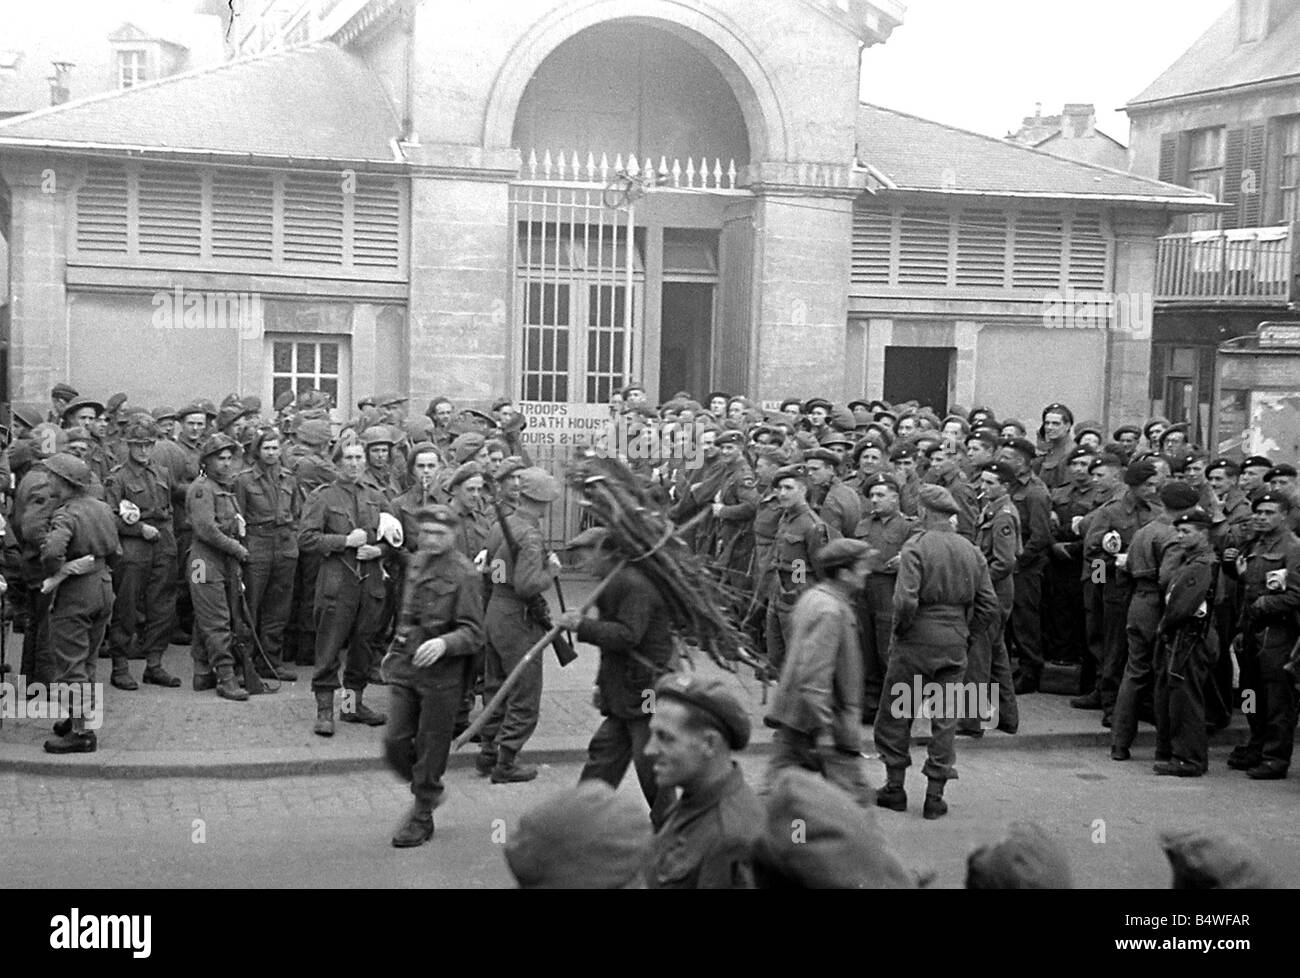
xmin=517 ymin=401 xmax=612 ymax=448
xmin=1258 ymin=323 xmax=1300 ymax=348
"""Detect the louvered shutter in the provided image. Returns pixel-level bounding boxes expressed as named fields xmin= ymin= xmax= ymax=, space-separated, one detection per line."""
xmin=1012 ymin=211 xmax=1065 ymax=290
xmin=955 ymin=210 xmax=1007 ymax=288
xmin=1158 ymin=134 xmax=1180 ymax=184
xmin=897 ymin=209 xmax=950 ymax=286
xmin=75 ymin=163 xmax=129 ymax=254
xmin=1066 ymin=213 xmax=1108 ymax=291
xmin=352 ymin=176 xmax=401 ymax=268
xmin=212 ymin=169 xmax=274 ymax=261
xmin=283 ymin=173 xmax=344 ymax=264
xmin=1223 ymin=127 xmax=1245 ymax=229
xmin=137 ymin=165 xmax=202 ymax=256
xmin=1241 ymin=124 xmax=1267 ymax=227
xmin=851 ymin=207 xmax=891 ymax=286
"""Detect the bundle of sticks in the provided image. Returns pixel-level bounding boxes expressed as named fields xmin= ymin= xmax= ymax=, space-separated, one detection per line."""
xmin=567 ymin=447 xmax=760 ymax=672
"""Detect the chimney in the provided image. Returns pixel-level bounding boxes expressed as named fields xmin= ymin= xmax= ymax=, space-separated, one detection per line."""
xmin=1061 ymin=103 xmax=1096 ymax=139
xmin=47 ymin=60 xmax=74 ymax=105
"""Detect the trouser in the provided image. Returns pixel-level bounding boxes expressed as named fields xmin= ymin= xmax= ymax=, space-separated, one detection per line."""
xmin=18 ymin=580 xmax=54 ymax=685
xmin=288 ymin=551 xmax=324 ymax=665
xmin=311 ymin=570 xmax=383 ymax=693
xmin=960 ymin=577 xmax=1018 ymax=731
xmin=1007 ymin=560 xmax=1044 ymax=677
xmin=1099 ymin=590 xmax=1132 ymax=716
xmin=1042 ymin=555 xmax=1086 ymax=662
xmin=859 ymin=576 xmax=896 ymax=714
xmin=174 ymin=527 xmax=193 ymax=632
xmin=873 ymin=649 xmax=964 ymax=782
xmin=48 ymin=573 xmax=113 ymax=718
xmin=190 ymin=577 xmax=241 ymax=678
xmin=581 ymin=714 xmax=675 ymax=829
xmin=243 ymin=532 xmax=297 ymax=669
xmin=1154 ymin=632 xmax=1212 ymax=771
xmin=106 ymin=531 xmax=177 ymax=670
xmin=368 ymin=564 xmax=399 ymax=670
xmin=1241 ymin=627 xmax=1300 ymax=772
xmin=767 ymin=726 xmax=874 ymax=808
xmin=1111 ymin=586 xmax=1162 ymax=751
xmin=384 ymin=676 xmax=461 ymax=812
xmin=1207 ymin=596 xmax=1239 ymax=728
xmin=1080 ymin=577 xmax=1105 ymax=695
xmin=480 ymin=599 xmax=544 ymax=755
xmin=764 ymin=590 xmax=797 ymax=673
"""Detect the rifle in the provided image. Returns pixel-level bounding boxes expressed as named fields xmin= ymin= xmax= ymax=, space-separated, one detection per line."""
xmin=226 ymin=558 xmax=267 ymax=695
xmin=491 ymin=498 xmax=576 ymax=666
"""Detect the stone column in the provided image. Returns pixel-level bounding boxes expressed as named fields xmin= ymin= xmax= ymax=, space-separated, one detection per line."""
xmin=865 ymin=318 xmax=893 ymax=397
xmin=954 ymin=320 xmax=984 ymax=407
xmin=1106 ymin=212 xmax=1166 ymax=429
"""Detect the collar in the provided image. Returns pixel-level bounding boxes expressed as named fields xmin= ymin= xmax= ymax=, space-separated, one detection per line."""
xmin=678 ymin=762 xmax=743 ymax=814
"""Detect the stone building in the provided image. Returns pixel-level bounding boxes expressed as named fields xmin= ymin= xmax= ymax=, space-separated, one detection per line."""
xmin=1006 ymin=104 xmax=1129 ymax=172
xmin=0 ymin=0 xmax=1214 ymax=430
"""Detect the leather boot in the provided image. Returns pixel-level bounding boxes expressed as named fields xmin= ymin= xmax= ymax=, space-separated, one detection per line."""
xmin=44 ymin=718 xmax=97 ymax=754
xmin=216 ymin=666 xmax=249 ymax=702
xmin=142 ymin=665 xmax=181 ymax=688
xmin=313 ymin=690 xmax=335 ymax=737
xmin=475 ymin=750 xmax=498 ymax=777
xmin=923 ymin=779 xmax=948 ymax=820
xmin=491 ymin=747 xmax=538 ymax=783
xmin=110 ymin=656 xmax=138 ymax=691
xmin=340 ymin=689 xmax=387 ymax=726
xmin=192 ymin=671 xmax=217 ymax=692
xmin=875 ymin=769 xmax=907 ymax=811
xmin=391 ymin=808 xmax=435 ymax=848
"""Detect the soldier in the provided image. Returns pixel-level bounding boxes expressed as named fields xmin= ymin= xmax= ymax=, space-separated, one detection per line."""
xmin=1071 ymin=452 xmax=1127 ymax=710
xmin=187 ymin=434 xmax=253 ymax=702
xmin=382 ymin=504 xmax=485 ymax=847
xmin=446 ymin=463 xmax=492 ymax=562
xmin=805 ymin=447 xmax=861 ymax=541
xmin=765 ymin=465 xmax=830 ymax=673
xmin=643 ymin=673 xmax=764 ymax=889
xmin=1152 ymin=510 xmax=1220 ymax=777
xmin=426 ymin=397 xmax=456 ymax=453
xmin=555 ymin=527 xmax=678 ymax=829
xmin=765 ymin=537 xmax=876 ymax=808
xmin=394 ymin=444 xmax=448 ymax=547
xmin=958 ymin=461 xmax=1021 ymax=738
xmin=1033 ymin=403 xmax=1076 ymax=491
xmin=853 ymin=473 xmax=915 ymax=717
xmin=233 ymin=427 xmax=299 ymax=682
xmin=103 ymin=420 xmax=180 ymax=691
xmin=155 ymin=404 xmax=207 ymax=642
xmin=1044 ymin=446 xmax=1099 ymax=669
xmin=743 ymin=446 xmax=786 ymax=661
xmin=872 ymin=485 xmax=998 ymax=820
xmin=40 ymin=454 xmax=120 ymax=754
xmin=283 ymin=418 xmax=337 ymax=666
xmin=359 ymin=426 xmax=400 ymax=499
xmin=12 ymin=427 xmax=71 ymax=687
xmin=1206 ymin=458 xmax=1253 ymax=729
xmin=1222 ymin=492 xmax=1300 ymax=779
xmin=299 ymin=440 xmax=396 ymax=735
xmin=48 ymin=383 xmax=79 ymax=425
xmin=1111 ymin=481 xmax=1200 ymax=761
xmin=477 ymin=467 xmax=562 ymax=782
xmin=706 ymin=430 xmax=759 ymax=593
xmin=996 ymin=437 xmax=1053 ymax=694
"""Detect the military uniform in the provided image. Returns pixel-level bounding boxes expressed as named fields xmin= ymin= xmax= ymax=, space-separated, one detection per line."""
xmin=153 ymin=433 xmax=202 ymax=636
xmin=450 ymin=497 xmax=492 ymax=563
xmin=744 ymin=484 xmax=782 ymax=651
xmin=186 ymin=470 xmax=249 ymax=689
xmin=284 ymin=441 xmax=338 ymax=665
xmin=765 ymin=499 xmax=829 ymax=672
xmin=13 ymin=463 xmax=65 ymax=685
xmin=1154 ymin=535 xmax=1219 ymax=773
xmin=234 ymin=458 xmax=300 ymax=675
xmin=961 ymin=496 xmax=1021 ymax=734
xmin=1045 ymin=479 xmax=1099 ymax=665
xmin=710 ymin=458 xmax=759 ymax=589
xmin=104 ymin=454 xmax=177 ymax=684
xmin=1006 ymin=470 xmax=1053 ymax=685
xmin=853 ymin=506 xmax=916 ymax=714
xmin=809 ymin=478 xmax=862 ymax=541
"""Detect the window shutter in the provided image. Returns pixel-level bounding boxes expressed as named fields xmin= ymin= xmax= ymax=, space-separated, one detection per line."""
xmin=137 ymin=165 xmax=202 ymax=256
xmin=282 ymin=173 xmax=344 ymax=264
xmin=75 ymin=163 xmax=129 ymax=253
xmin=851 ymin=206 xmax=892 ymax=286
xmin=1012 ymin=210 xmax=1065 ymax=290
xmin=1158 ymin=133 xmax=1180 ymax=184
xmin=351 ymin=175 xmax=401 ymax=268
xmin=897 ymin=209 xmax=950 ymax=286
xmin=1066 ymin=213 xmax=1108 ymax=290
xmin=1241 ymin=123 xmax=1267 ymax=227
xmin=212 ymin=169 xmax=274 ymax=261
xmin=1223 ymin=126 xmax=1246 ymax=229
xmin=955 ymin=210 xmax=1007 ymax=288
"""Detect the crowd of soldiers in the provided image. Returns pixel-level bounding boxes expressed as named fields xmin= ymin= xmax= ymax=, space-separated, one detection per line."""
xmin=3 ymin=378 xmax=1299 ymax=859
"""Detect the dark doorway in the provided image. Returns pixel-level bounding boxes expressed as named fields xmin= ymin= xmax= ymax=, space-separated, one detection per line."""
xmin=660 ymin=282 xmax=714 ymax=400
xmin=883 ymin=346 xmax=953 ymax=414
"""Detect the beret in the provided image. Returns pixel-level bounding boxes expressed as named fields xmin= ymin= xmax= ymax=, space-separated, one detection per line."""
xmin=1001 ymin=437 xmax=1038 ymax=461
xmin=50 ymin=383 xmax=79 ymax=400
xmin=778 ymin=398 xmax=804 ymax=412
xmin=273 ymin=390 xmax=296 ymax=413
xmin=451 ymin=432 xmax=487 ymax=463
xmin=1172 ymin=509 xmax=1212 ymax=528
xmin=771 ymin=464 xmax=808 ymax=485
xmin=814 ymin=538 xmax=873 ymax=576
xmin=1160 ymin=830 xmax=1272 ymax=889
xmin=10 ymin=404 xmax=46 ymax=430
xmin=803 ymin=397 xmax=833 ymax=414
xmin=1073 ymin=420 xmax=1103 ymax=439
xmin=754 ymin=445 xmax=792 ymax=466
xmin=42 ymin=454 xmax=94 ymax=489
xmin=1040 ymin=402 xmax=1073 ymax=422
xmin=517 ymin=467 xmax=561 ymax=503
xmin=966 ymin=822 xmax=1073 ymax=889
xmin=1242 ymin=455 xmax=1273 ymax=470
xmin=818 ymin=431 xmax=856 ymax=449
xmin=447 ymin=462 xmax=484 ymax=491
xmin=889 ymin=443 xmax=917 ymax=461
xmin=1088 ymin=452 xmax=1124 ymax=472
xmin=715 ymin=430 xmax=744 ymax=446
xmin=1112 ymin=424 xmax=1142 ymax=439
xmin=1205 ymin=457 xmax=1239 ymax=476
xmin=965 ymin=430 xmax=999 ymax=450
xmin=356 ymin=395 xmax=378 ymax=409
xmin=505 ymin=781 xmax=652 ymax=889
xmin=1159 ymin=422 xmax=1190 ymax=443
xmin=754 ymin=769 xmax=915 ymax=889
xmin=377 ymin=392 xmax=409 ymax=407
xmin=918 ymin=483 xmax=959 ymax=515
xmin=1159 ymin=481 xmax=1200 ymax=510
xmin=979 ymin=460 xmax=1018 ymax=484
xmin=828 ymin=406 xmax=857 ymax=432
xmin=1066 ymin=446 xmax=1096 ymax=464
xmin=1124 ymin=459 xmax=1159 ymax=486
xmin=496 ymin=455 xmax=527 ymax=479
xmin=861 ymin=472 xmax=901 ymax=493
xmin=565 ymin=527 xmax=612 ymax=550
xmin=62 ymin=397 xmax=105 ymax=419
xmin=295 ymin=419 xmax=333 ymax=447
xmin=416 ymin=504 xmax=459 ymax=528
xmin=1253 ymin=491 xmax=1293 ymax=512
xmin=196 ymin=399 xmax=219 ymax=418
xmin=1000 ymin=419 xmax=1027 ymax=436
xmin=1143 ymin=416 xmax=1171 ymax=438
xmin=874 ymin=409 xmax=898 ymax=423
xmin=803 ymin=447 xmax=840 ymax=467
xmin=847 ymin=399 xmax=873 ymax=412
xmin=176 ymin=402 xmax=209 ymax=421
xmin=105 ymin=392 xmax=129 ymax=413
xmin=1266 ymin=463 xmax=1298 ymax=479
xmin=654 ymin=672 xmax=750 ymax=750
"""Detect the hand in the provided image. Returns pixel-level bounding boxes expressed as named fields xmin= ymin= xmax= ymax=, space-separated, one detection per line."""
xmin=1114 ymin=553 xmax=1128 ymax=571
xmin=1049 ymin=511 xmax=1060 ymax=528
xmin=356 ymin=544 xmax=383 ymax=562
xmin=1223 ymin=548 xmax=1240 ymax=562
xmin=235 ymin=545 xmax=250 ymax=563
xmin=555 ymin=610 xmax=583 ymax=631
xmin=412 ymin=637 xmax=447 ymax=668
xmin=345 ymin=528 xmax=367 ymax=548
xmin=234 ymin=514 xmax=247 ymax=537
xmin=40 ymin=576 xmax=59 ymax=595
xmin=884 ymin=555 xmax=901 ymax=572
xmin=140 ymin=524 xmax=160 ymax=542
xmin=711 ymin=502 xmax=724 ymax=516
xmin=66 ymin=555 xmax=96 ymax=576
xmin=546 ymin=552 xmax=563 ymax=574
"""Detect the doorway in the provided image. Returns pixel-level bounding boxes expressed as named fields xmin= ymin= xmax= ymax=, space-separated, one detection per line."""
xmin=883 ymin=346 xmax=953 ymax=413
xmin=660 ymin=282 xmax=714 ymax=400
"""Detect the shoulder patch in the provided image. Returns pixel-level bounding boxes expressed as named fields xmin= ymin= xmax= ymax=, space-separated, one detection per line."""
xmin=1000 ymin=524 xmax=1013 ymax=536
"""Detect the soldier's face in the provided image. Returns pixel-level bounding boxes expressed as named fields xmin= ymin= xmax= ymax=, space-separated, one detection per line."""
xmin=809 ymin=407 xmax=828 ymax=427
xmin=718 ymin=442 xmax=741 ymax=464
xmin=208 ymin=449 xmax=236 ymax=481
xmin=852 ymin=405 xmax=874 ymax=425
xmin=258 ymin=438 xmax=281 ymax=466
xmin=942 ymin=421 xmax=965 ymax=440
xmin=71 ymin=407 xmax=96 ymax=429
xmin=840 ymin=556 xmax=872 ymax=593
xmin=806 ymin=460 xmax=832 ymax=486
xmin=868 ymin=485 xmax=899 ymax=515
xmin=418 ymin=521 xmax=455 ymax=557
xmin=755 ymin=458 xmax=778 ymax=484
xmin=978 ymin=472 xmax=1007 ymax=502
xmin=859 ymin=447 xmax=884 ymax=470
xmin=624 ymin=389 xmax=646 ymax=406
xmin=1207 ymin=469 xmax=1236 ymax=496
xmin=700 ymin=432 xmax=717 ymax=460
xmin=1175 ymin=524 xmax=1208 ymax=549
xmin=1186 ymin=459 xmax=1207 ymax=486
xmin=413 ymin=451 xmax=441 ymax=487
xmin=1093 ymin=464 xmax=1122 ymax=491
xmin=966 ymin=442 xmax=992 ymax=466
xmin=1079 ymin=433 xmax=1101 ymax=451
xmin=500 ymin=473 xmax=521 ymax=500
xmin=896 ymin=417 xmax=917 ymax=437
xmin=710 ymin=397 xmax=727 ymax=416
xmin=1163 ymin=430 xmax=1187 ymax=451
xmin=1136 ymin=475 xmax=1161 ymax=504
xmin=1240 ymin=466 xmax=1268 ymax=492
xmin=727 ymin=402 xmax=745 ymax=421
xmin=1042 ymin=413 xmax=1069 ymax=441
xmin=487 ymin=450 xmax=505 ymax=474
xmin=367 ymin=445 xmax=390 ymax=468
xmin=182 ymin=414 xmax=207 ymax=441
xmin=782 ymin=406 xmax=801 ymax=426
xmin=434 ymin=403 xmax=454 ymax=425
xmin=895 ymin=456 xmax=917 ymax=477
xmin=1069 ymin=458 xmax=1092 ymax=483
xmin=381 ymin=404 xmax=406 ymax=425
xmin=91 ymin=413 xmax=110 ymax=438
xmin=1271 ymin=475 xmax=1295 ymax=492
xmin=645 ymin=700 xmax=715 ymax=790
xmin=1146 ymin=423 xmax=1167 ymax=447
xmin=128 ymin=441 xmax=153 ymax=465
xmin=1117 ymin=431 xmax=1139 ymax=452
xmin=454 ymin=476 xmax=483 ymax=508
xmin=67 ymin=441 xmax=91 ymax=460
xmin=157 ymin=419 xmax=176 ymax=439
xmin=1252 ymin=502 xmax=1285 ymax=535
xmin=775 ymin=478 xmax=804 ymax=509
xmin=340 ymin=445 xmax=366 ymax=480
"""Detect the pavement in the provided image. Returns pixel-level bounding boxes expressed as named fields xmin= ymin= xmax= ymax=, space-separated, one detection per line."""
xmin=0 ymin=575 xmax=1254 ymax=778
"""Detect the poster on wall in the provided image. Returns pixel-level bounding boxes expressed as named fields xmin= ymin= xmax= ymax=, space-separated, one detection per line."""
xmin=1247 ymin=391 xmax=1300 ymax=460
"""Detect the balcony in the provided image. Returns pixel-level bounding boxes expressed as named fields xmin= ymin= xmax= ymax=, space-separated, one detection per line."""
xmin=1155 ymin=224 xmax=1299 ymax=307
xmin=518 ymin=149 xmax=745 ymax=192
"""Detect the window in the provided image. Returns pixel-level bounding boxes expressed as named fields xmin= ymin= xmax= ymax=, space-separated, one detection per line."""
xmin=269 ymin=338 xmax=346 ymax=416
xmin=521 ymin=282 xmax=571 ymax=402
xmin=117 ymin=50 xmax=146 ymax=88
xmin=1279 ymin=116 xmax=1300 ymax=223
xmin=1188 ymin=128 xmax=1225 ymax=231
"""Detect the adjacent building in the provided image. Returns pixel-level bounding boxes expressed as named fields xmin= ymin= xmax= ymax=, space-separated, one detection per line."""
xmin=1006 ymin=103 xmax=1129 ymax=171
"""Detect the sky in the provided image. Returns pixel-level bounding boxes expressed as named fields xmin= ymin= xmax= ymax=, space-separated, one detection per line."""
xmin=860 ymin=0 xmax=1233 ymax=145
